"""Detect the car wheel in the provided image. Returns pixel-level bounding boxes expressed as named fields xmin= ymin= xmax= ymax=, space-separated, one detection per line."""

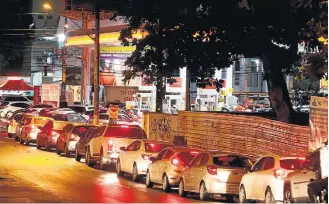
xmin=8 ymin=133 xmax=12 ymax=138
xmin=36 ymin=138 xmax=41 ymax=149
xmin=239 ymin=185 xmax=249 ymax=203
xmin=178 ymin=178 xmax=187 ymax=197
xmin=56 ymin=142 xmax=61 ymax=155
xmin=145 ymin=170 xmax=154 ymax=188
xmin=99 ymin=150 xmax=107 ymax=170
xmin=6 ymin=112 xmax=13 ymax=119
xmin=162 ymin=174 xmax=171 ymax=192
xmin=75 ymin=148 xmax=81 ymax=162
xmin=132 ymin=163 xmax=141 ymax=182
xmin=86 ymin=148 xmax=95 ymax=167
xmin=15 ymin=136 xmax=19 ymax=141
xmin=19 ymin=136 xmax=24 ymax=144
xmin=44 ymin=139 xmax=50 ymax=151
xmin=265 ymin=188 xmax=275 ymax=204
xmin=64 ymin=144 xmax=70 ymax=157
xmin=284 ymin=185 xmax=294 ymax=204
xmin=25 ymin=136 xmax=30 ymax=146
xmin=199 ymin=181 xmax=209 ymax=201
xmin=226 ymin=195 xmax=235 ymax=202
xmin=116 ymin=159 xmax=124 ymax=176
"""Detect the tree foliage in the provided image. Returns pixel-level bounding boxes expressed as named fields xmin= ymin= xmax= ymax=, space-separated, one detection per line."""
xmin=0 ymin=0 xmax=34 ymax=73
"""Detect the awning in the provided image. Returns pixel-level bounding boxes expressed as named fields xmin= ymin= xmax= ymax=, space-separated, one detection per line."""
xmin=0 ymin=80 xmax=33 ymax=91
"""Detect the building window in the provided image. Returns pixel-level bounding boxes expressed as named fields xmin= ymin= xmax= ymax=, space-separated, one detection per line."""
xmin=234 ymin=60 xmax=240 ymax=72
xmin=221 ymin=69 xmax=227 ymax=80
xmin=38 ymin=15 xmax=44 ymax=19
xmin=247 ymin=73 xmax=258 ymax=87
xmin=47 ymin=15 xmax=53 ymax=20
xmin=234 ymin=75 xmax=240 ymax=87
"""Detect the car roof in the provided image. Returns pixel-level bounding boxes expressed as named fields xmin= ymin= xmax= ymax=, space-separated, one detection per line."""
xmin=165 ymin=146 xmax=201 ymax=153
xmin=211 ymin=152 xmax=250 ymax=158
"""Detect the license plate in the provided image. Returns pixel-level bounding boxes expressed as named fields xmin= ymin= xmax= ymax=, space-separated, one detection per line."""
xmin=228 ymin=186 xmax=238 ymax=192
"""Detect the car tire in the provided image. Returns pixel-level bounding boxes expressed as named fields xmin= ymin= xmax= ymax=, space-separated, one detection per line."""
xmin=199 ymin=181 xmax=209 ymax=201
xmin=86 ymin=148 xmax=96 ymax=167
xmin=19 ymin=137 xmax=24 ymax=144
xmin=99 ymin=150 xmax=107 ymax=170
xmin=64 ymin=144 xmax=70 ymax=157
xmin=132 ymin=163 xmax=141 ymax=182
xmin=8 ymin=133 xmax=12 ymax=138
xmin=116 ymin=159 xmax=124 ymax=176
xmin=15 ymin=136 xmax=19 ymax=141
xmin=226 ymin=195 xmax=235 ymax=202
xmin=44 ymin=139 xmax=50 ymax=151
xmin=178 ymin=179 xmax=187 ymax=197
xmin=284 ymin=185 xmax=294 ymax=204
xmin=239 ymin=185 xmax=249 ymax=203
xmin=36 ymin=138 xmax=41 ymax=149
xmin=6 ymin=112 xmax=13 ymax=120
xmin=265 ymin=188 xmax=275 ymax=204
xmin=75 ymin=148 xmax=81 ymax=162
xmin=162 ymin=174 xmax=171 ymax=192
xmin=145 ymin=170 xmax=154 ymax=188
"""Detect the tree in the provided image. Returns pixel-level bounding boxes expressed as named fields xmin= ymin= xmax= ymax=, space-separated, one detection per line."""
xmin=0 ymin=0 xmax=35 ymax=74
xmin=74 ymin=0 xmax=327 ymax=123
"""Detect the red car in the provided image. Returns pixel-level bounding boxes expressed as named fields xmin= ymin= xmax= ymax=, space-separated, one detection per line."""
xmin=36 ymin=120 xmax=72 ymax=151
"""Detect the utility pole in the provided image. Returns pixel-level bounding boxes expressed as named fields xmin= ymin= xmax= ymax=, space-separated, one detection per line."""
xmin=185 ymin=68 xmax=191 ymax=111
xmin=93 ymin=2 xmax=100 ymax=125
xmin=60 ymin=17 xmax=68 ymax=108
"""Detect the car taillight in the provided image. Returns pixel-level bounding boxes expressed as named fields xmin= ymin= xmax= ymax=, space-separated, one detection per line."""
xmin=9 ymin=120 xmax=13 ymax=126
xmin=297 ymin=157 xmax=306 ymax=160
xmin=142 ymin=154 xmax=150 ymax=160
xmin=207 ymin=165 xmax=218 ymax=175
xmin=273 ymin=169 xmax=287 ymax=180
xmin=171 ymin=158 xmax=179 ymax=166
xmin=121 ymin=125 xmax=129 ymax=128
xmin=108 ymin=140 xmax=113 ymax=151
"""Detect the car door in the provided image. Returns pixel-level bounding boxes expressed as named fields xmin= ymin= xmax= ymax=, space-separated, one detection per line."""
xmin=150 ymin=149 xmax=167 ymax=183
xmin=184 ymin=154 xmax=203 ymax=191
xmin=191 ymin=153 xmax=210 ymax=191
xmin=121 ymin=141 xmax=138 ymax=172
xmin=253 ymin=157 xmax=275 ymax=199
xmin=58 ymin=124 xmax=72 ymax=150
xmin=39 ymin=121 xmax=52 ymax=145
xmin=79 ymin=128 xmax=94 ymax=154
xmin=160 ymin=149 xmax=175 ymax=179
xmin=244 ymin=157 xmax=267 ymax=199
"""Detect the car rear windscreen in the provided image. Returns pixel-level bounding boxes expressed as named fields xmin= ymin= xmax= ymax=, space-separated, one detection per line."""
xmin=213 ymin=155 xmax=250 ymax=168
xmin=53 ymin=122 xmax=69 ymax=130
xmin=176 ymin=152 xmax=199 ymax=166
xmin=72 ymin=126 xmax=91 ymax=136
xmin=104 ymin=126 xmax=147 ymax=139
xmin=280 ymin=159 xmax=301 ymax=170
xmin=145 ymin=143 xmax=172 ymax=153
xmin=99 ymin=114 xmax=109 ymax=120
xmin=33 ymin=118 xmax=49 ymax=125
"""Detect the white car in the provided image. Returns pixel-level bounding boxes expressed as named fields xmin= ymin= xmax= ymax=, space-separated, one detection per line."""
xmin=283 ymin=157 xmax=315 ymax=203
xmin=239 ymin=155 xmax=300 ymax=203
xmin=29 ymin=104 xmax=54 ymax=112
xmin=85 ymin=124 xmax=147 ymax=170
xmin=7 ymin=112 xmax=24 ymax=137
xmin=146 ymin=147 xmax=200 ymax=192
xmin=1 ymin=95 xmax=32 ymax=104
xmin=116 ymin=140 xmax=174 ymax=182
xmin=179 ymin=152 xmax=253 ymax=201
xmin=0 ymin=102 xmax=31 ymax=119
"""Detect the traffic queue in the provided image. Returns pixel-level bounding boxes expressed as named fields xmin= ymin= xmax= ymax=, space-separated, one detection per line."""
xmin=3 ymin=105 xmax=321 ymax=203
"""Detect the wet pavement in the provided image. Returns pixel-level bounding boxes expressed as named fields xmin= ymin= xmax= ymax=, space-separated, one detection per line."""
xmin=0 ymin=132 xmax=229 ymax=203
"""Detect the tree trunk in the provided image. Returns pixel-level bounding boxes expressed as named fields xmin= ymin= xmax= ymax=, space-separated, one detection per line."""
xmin=264 ymin=59 xmax=295 ymax=123
xmin=156 ymin=77 xmax=165 ymax=113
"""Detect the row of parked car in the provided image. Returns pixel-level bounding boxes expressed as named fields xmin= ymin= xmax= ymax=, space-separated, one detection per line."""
xmin=5 ymin=107 xmax=316 ymax=203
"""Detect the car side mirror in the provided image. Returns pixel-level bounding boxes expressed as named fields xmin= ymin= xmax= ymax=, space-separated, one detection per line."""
xmin=119 ymin=146 xmax=126 ymax=151
xmin=149 ymin=157 xmax=156 ymax=162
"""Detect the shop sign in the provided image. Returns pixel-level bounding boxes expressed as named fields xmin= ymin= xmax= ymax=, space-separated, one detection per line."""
xmin=109 ymin=105 xmax=119 ymax=119
xmin=105 ymin=86 xmax=138 ymax=102
xmin=41 ymin=84 xmax=60 ymax=107
xmin=169 ymin=77 xmax=182 ymax=88
xmin=320 ymin=78 xmax=328 ymax=89
xmin=100 ymin=46 xmax=136 ymax=54
xmin=33 ymin=86 xmax=41 ymax=105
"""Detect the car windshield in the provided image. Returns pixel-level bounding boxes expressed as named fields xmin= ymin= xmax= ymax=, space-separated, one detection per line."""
xmin=33 ymin=104 xmax=53 ymax=108
xmin=33 ymin=118 xmax=49 ymax=126
xmin=145 ymin=143 xmax=172 ymax=153
xmin=213 ymin=155 xmax=250 ymax=168
xmin=103 ymin=126 xmax=147 ymax=138
xmin=280 ymin=158 xmax=302 ymax=170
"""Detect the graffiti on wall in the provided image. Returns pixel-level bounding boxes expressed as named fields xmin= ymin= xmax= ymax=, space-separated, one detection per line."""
xmin=150 ymin=115 xmax=177 ymax=141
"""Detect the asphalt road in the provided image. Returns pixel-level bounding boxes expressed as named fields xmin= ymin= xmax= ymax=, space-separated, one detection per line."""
xmin=0 ymin=132 xmax=230 ymax=203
